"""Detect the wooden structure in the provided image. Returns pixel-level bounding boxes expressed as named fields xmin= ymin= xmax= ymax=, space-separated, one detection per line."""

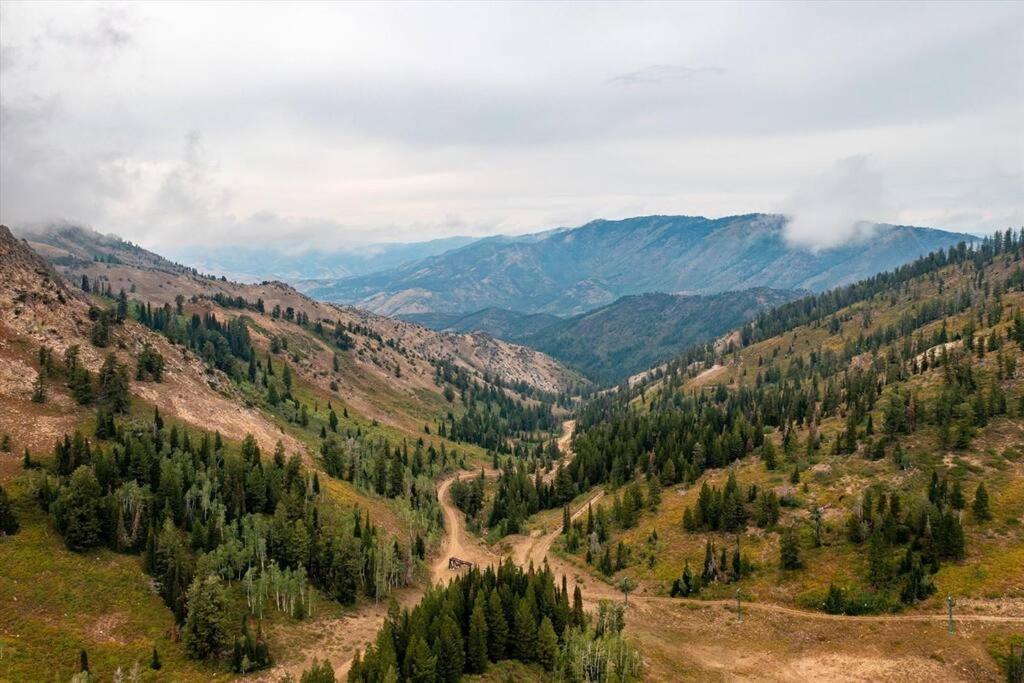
xmin=448 ymin=556 xmax=472 ymax=570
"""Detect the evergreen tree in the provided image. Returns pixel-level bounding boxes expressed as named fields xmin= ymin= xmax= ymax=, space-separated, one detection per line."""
xmin=512 ymin=597 xmax=537 ymax=662
xmin=300 ymin=658 xmax=335 ymax=682
xmin=0 ymin=485 xmax=19 ymax=535
xmin=973 ymin=482 xmax=991 ymax=521
xmin=950 ymin=480 xmax=966 ymax=510
xmin=183 ymin=575 xmax=229 ymax=659
xmin=761 ymin=439 xmax=777 ymax=470
xmin=150 ymin=646 xmax=161 ymax=670
xmin=486 ymin=589 xmax=507 ymax=661
xmin=97 ymin=354 xmax=130 ymax=413
xmin=779 ymin=528 xmax=801 ymax=570
xmin=57 ymin=466 xmax=103 ymax=550
xmin=435 ymin=612 xmax=465 ymax=683
xmin=466 ymin=595 xmax=489 ymax=674
xmin=572 ymin=585 xmax=585 ymax=627
xmin=536 ymin=616 xmax=558 ymax=671
xmin=31 ymin=374 xmax=45 ymax=403
xmin=403 ymin=635 xmax=436 ymax=683
xmin=69 ymin=366 xmax=93 ymax=405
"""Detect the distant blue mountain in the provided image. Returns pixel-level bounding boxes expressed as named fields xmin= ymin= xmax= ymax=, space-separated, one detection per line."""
xmin=304 ymin=214 xmax=974 ymax=316
xmin=164 ymin=235 xmax=479 ymax=283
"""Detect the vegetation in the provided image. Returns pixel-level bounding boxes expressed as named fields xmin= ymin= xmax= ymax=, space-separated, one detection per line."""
xmin=32 ymin=408 xmax=417 ymax=671
xmin=551 ymin=231 xmax=1024 ymax=613
xmin=349 ymin=559 xmax=641 ymax=682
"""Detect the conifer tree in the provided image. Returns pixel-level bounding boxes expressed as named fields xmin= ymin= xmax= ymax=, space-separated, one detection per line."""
xmin=466 ymin=595 xmax=489 ymax=674
xmin=572 ymin=584 xmax=585 ymax=627
xmin=762 ymin=439 xmax=777 ymax=470
xmin=0 ymin=485 xmax=20 ymax=536
xmin=97 ymin=354 xmax=130 ymax=413
xmin=31 ymin=374 xmax=45 ymax=403
xmin=183 ymin=575 xmax=229 ymax=660
xmin=512 ymin=597 xmax=537 ymax=661
xmin=973 ymin=482 xmax=991 ymax=521
xmin=779 ymin=527 xmax=801 ymax=570
xmin=435 ymin=612 xmax=465 ymax=683
xmin=403 ymin=635 xmax=435 ymax=683
xmin=300 ymin=658 xmax=334 ymax=682
xmin=536 ymin=616 xmax=558 ymax=671
xmin=486 ymin=589 xmax=507 ymax=661
xmin=57 ymin=466 xmax=103 ymax=550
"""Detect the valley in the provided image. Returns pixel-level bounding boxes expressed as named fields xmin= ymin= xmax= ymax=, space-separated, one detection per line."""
xmin=1 ymin=224 xmax=1023 ymax=683
xmin=3 ymin=4 xmax=1021 ymax=681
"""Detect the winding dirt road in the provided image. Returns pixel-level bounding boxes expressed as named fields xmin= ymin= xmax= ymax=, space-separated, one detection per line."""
xmin=263 ymin=420 xmax=1024 ymax=681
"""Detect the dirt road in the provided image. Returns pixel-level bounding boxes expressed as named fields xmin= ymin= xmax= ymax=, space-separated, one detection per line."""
xmin=431 ymin=469 xmax=500 ymax=585
xmin=261 ymin=420 xmax=1024 ymax=681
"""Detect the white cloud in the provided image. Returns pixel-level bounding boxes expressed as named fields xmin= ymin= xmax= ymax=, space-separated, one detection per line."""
xmin=0 ymin=1 xmax=1021 ymax=249
xmin=782 ymin=156 xmax=893 ymax=250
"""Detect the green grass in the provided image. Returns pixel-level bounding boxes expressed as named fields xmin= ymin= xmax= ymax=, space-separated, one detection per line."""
xmin=0 ymin=493 xmax=226 ymax=682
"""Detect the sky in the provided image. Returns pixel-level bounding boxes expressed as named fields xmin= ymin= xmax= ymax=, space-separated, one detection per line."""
xmin=1 ymin=1 xmax=1021 ymax=251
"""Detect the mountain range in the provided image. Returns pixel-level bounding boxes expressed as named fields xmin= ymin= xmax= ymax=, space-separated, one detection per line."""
xmin=302 ymin=214 xmax=975 ymax=317
xmin=164 ymin=235 xmax=478 ymax=283
xmin=403 ymin=287 xmax=800 ymax=383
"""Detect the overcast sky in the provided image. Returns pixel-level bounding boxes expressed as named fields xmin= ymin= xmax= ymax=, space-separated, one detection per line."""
xmin=1 ymin=1 xmax=1021 ymax=250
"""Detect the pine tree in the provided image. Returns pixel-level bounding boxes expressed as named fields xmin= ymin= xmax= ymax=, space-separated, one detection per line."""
xmin=97 ymin=354 xmax=130 ymax=413
xmin=950 ymin=480 xmax=966 ymax=510
xmin=467 ymin=595 xmax=489 ymax=673
xmin=486 ymin=589 xmax=507 ymax=661
xmin=0 ymin=485 xmax=20 ymax=535
xmin=536 ymin=616 xmax=558 ymax=671
xmin=403 ymin=635 xmax=436 ymax=683
xmin=183 ymin=575 xmax=229 ymax=659
xmin=300 ymin=658 xmax=335 ymax=682
xmin=512 ymin=597 xmax=537 ymax=662
xmin=150 ymin=646 xmax=161 ymax=670
xmin=572 ymin=585 xmax=584 ymax=627
xmin=69 ymin=366 xmax=93 ymax=405
xmin=779 ymin=528 xmax=801 ymax=570
xmin=435 ymin=612 xmax=464 ymax=683
xmin=31 ymin=374 xmax=45 ymax=403
xmin=761 ymin=439 xmax=777 ymax=470
xmin=58 ymin=466 xmax=103 ymax=550
xmin=973 ymin=482 xmax=991 ymax=521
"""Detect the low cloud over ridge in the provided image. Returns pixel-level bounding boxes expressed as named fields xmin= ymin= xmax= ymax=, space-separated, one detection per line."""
xmin=783 ymin=156 xmax=893 ymax=251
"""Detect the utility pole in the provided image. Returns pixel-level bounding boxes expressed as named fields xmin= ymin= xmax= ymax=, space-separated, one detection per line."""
xmin=946 ymin=595 xmax=955 ymax=635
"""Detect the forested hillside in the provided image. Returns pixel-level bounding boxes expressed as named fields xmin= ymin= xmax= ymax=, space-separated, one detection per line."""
xmin=548 ymin=229 xmax=1024 ymax=624
xmin=413 ymin=288 xmax=800 ymax=383
xmin=0 ymin=225 xmax=581 ymax=681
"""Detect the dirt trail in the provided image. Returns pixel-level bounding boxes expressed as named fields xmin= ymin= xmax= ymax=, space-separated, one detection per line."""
xmin=263 ymin=419 xmax=1024 ymax=681
xmin=431 ymin=469 xmax=501 ymax=585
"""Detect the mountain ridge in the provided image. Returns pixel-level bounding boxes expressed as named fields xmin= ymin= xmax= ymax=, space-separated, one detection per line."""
xmin=302 ymin=213 xmax=976 ymax=317
xmin=404 ymin=287 xmax=802 ymax=383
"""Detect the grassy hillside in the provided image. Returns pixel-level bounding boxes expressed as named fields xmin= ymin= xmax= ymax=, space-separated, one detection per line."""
xmin=0 ymin=225 xmax=583 ymax=679
xmin=552 ymin=230 xmax=1024 ymax=620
